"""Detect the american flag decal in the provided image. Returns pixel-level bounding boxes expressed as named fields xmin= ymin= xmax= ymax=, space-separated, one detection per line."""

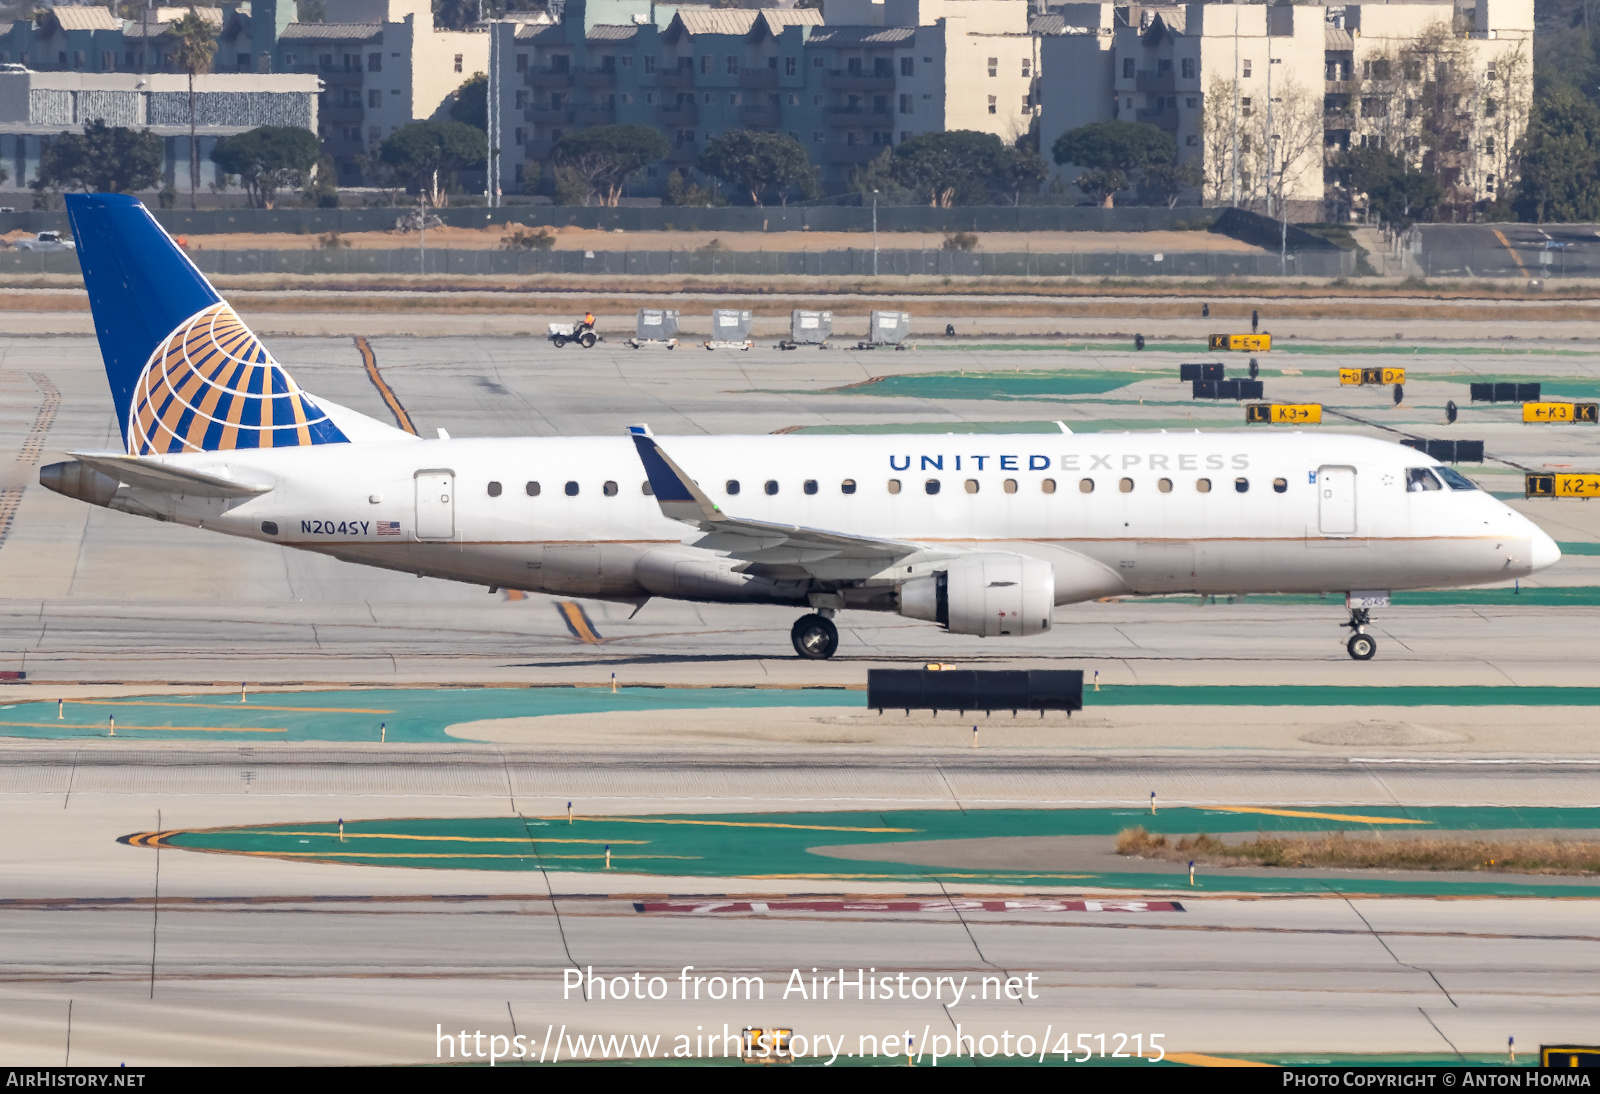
xmin=376 ymin=521 xmax=401 ymax=536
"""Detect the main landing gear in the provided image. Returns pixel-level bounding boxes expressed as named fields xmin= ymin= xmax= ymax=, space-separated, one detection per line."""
xmin=1344 ymin=608 xmax=1377 ymax=661
xmin=791 ymin=611 xmax=839 ymax=660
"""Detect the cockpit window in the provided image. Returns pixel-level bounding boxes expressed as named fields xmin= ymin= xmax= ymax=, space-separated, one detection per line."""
xmin=1434 ymin=466 xmax=1478 ymax=491
xmin=1405 ymin=468 xmax=1443 ymax=492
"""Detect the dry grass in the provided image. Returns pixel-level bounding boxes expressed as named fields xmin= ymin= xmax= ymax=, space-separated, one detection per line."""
xmin=1115 ymin=826 xmax=1600 ymax=876
xmin=10 ymin=275 xmax=1600 ymax=321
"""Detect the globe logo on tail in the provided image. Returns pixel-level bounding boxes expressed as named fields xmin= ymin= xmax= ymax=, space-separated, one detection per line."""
xmin=129 ymin=302 xmax=348 ymax=455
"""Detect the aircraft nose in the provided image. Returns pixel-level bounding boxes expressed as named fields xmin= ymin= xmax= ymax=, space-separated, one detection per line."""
xmin=1530 ymin=526 xmax=1562 ymax=572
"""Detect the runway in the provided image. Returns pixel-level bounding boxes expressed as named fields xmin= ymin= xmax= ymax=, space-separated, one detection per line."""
xmin=0 ymin=323 xmax=1598 ymax=1064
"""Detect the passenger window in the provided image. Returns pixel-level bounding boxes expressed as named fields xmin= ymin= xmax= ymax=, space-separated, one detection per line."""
xmin=1041 ymin=478 xmax=1056 ymax=494
xmin=487 ymin=481 xmax=502 ymax=497
xmin=804 ymin=479 xmax=818 ymax=495
xmin=526 ymin=481 xmax=540 ymax=496
xmin=726 ymin=479 xmax=740 ymax=495
xmin=1079 ymin=478 xmax=1094 ymax=493
xmin=1272 ymin=477 xmax=1287 ymax=493
xmin=1157 ymin=478 xmax=1172 ymax=493
xmin=964 ymin=479 xmax=979 ymax=494
xmin=1196 ymin=478 xmax=1211 ymax=493
xmin=1003 ymin=478 xmax=1018 ymax=494
xmin=841 ymin=479 xmax=857 ymax=494
xmin=603 ymin=480 xmax=618 ymax=497
xmin=1405 ymin=468 xmax=1443 ymax=492
xmin=641 ymin=481 xmax=653 ymax=496
xmin=888 ymin=479 xmax=901 ymax=494
xmin=1119 ymin=477 xmax=1134 ymax=493
xmin=1235 ymin=477 xmax=1250 ymax=493
xmin=765 ymin=480 xmax=779 ymax=495
xmin=564 ymin=481 xmax=579 ymax=496
xmin=1435 ymin=466 xmax=1478 ymax=491
xmin=925 ymin=479 xmax=940 ymax=495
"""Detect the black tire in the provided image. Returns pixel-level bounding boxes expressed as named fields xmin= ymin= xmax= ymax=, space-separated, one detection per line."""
xmin=1347 ymin=633 xmax=1377 ymax=661
xmin=579 ymin=331 xmax=597 ymax=349
xmin=552 ymin=337 xmax=567 ymax=348
xmin=790 ymin=614 xmax=839 ymax=660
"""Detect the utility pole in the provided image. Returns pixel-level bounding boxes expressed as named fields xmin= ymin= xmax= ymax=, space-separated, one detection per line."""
xmin=487 ymin=21 xmax=498 ymax=207
xmin=872 ymin=189 xmax=879 ymax=276
xmin=1230 ymin=4 xmax=1239 ymax=208
xmin=418 ymin=193 xmax=426 ymax=273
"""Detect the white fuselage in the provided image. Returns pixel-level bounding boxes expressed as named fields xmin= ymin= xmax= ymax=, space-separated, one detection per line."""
xmin=102 ymin=430 xmax=1556 ymax=609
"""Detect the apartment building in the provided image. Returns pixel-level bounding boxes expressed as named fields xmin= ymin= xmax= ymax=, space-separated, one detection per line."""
xmin=490 ymin=0 xmax=1042 ymax=195
xmin=272 ymin=0 xmax=490 ymax=182
xmin=1040 ymin=1 xmax=1533 ymax=218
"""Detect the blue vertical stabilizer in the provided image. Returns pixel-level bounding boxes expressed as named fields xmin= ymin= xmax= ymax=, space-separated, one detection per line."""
xmin=65 ymin=193 xmax=347 ymax=455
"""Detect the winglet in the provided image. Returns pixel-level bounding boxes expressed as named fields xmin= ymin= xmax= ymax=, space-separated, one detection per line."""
xmin=629 ymin=431 xmax=722 ymax=526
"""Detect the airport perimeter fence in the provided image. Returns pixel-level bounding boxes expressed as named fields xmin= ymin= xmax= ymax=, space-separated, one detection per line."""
xmin=0 ymin=203 xmax=1223 ymax=236
xmin=1416 ymin=249 xmax=1599 ymax=278
xmin=0 ymin=246 xmax=1354 ymax=278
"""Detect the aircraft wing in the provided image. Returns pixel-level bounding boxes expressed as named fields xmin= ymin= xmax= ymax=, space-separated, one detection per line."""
xmin=628 ymin=429 xmax=931 ymax=569
xmin=69 ymin=451 xmax=273 ymax=499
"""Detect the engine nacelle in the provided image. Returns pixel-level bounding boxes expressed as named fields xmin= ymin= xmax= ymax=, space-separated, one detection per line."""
xmin=898 ymin=553 xmax=1054 ymax=637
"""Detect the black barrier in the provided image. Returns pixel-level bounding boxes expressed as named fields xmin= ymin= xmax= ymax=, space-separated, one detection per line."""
xmin=1400 ymin=438 xmax=1485 ymax=463
xmin=1470 ymin=382 xmax=1540 ymax=404
xmin=1239 ymin=379 xmax=1264 ymax=399
xmin=866 ymin=669 xmax=1084 ymax=715
xmin=1191 ymin=379 xmax=1216 ymax=399
xmin=1180 ymin=363 xmax=1225 ymax=382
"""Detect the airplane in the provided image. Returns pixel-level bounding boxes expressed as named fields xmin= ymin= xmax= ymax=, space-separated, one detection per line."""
xmin=40 ymin=193 xmax=1560 ymax=662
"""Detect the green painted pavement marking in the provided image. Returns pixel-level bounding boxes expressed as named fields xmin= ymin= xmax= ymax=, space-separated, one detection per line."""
xmin=915 ymin=343 xmax=1592 ymax=358
xmin=1088 ymin=683 xmax=1600 ymax=706
xmin=1558 ymin=542 xmax=1600 ymax=555
xmin=1138 ymin=586 xmax=1600 ymax=607
xmin=0 ymin=687 xmax=858 ymax=743
xmin=150 ymin=807 xmax=1600 ymax=897
xmin=9 ymin=675 xmax=1600 ymax=744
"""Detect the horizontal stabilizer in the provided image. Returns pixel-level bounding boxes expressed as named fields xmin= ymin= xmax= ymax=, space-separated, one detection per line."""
xmin=67 ymin=451 xmax=273 ymax=498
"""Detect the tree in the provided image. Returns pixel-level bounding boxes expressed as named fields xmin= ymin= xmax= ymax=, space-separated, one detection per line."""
xmin=697 ymin=131 xmax=818 ymax=205
xmin=1253 ymin=75 xmax=1323 ymax=221
xmin=210 ymin=125 xmax=319 ymax=208
xmin=1052 ymin=120 xmax=1175 ymax=206
xmin=449 ymin=72 xmax=487 ymax=131
xmin=992 ymin=144 xmax=1049 ymax=206
xmin=1200 ymin=75 xmax=1241 ymax=205
xmin=1139 ymin=161 xmax=1201 ymax=208
xmin=34 ymin=120 xmax=163 ymax=194
xmin=170 ymin=8 xmax=218 ymax=210
xmin=549 ymin=125 xmax=668 ymax=206
xmin=380 ymin=120 xmax=487 ymax=205
xmin=1343 ymin=146 xmax=1443 ymax=228
xmin=889 ymin=130 xmax=1007 ymax=207
xmin=1509 ymin=85 xmax=1600 ymax=222
xmin=1072 ymin=168 xmax=1126 ymax=207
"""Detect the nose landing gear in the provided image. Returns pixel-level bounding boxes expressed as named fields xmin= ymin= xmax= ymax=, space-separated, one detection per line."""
xmin=791 ymin=612 xmax=839 ymax=660
xmin=1344 ymin=608 xmax=1377 ymax=660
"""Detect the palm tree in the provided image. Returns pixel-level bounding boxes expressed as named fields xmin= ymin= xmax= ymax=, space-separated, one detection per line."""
xmin=170 ymin=8 xmax=217 ymax=209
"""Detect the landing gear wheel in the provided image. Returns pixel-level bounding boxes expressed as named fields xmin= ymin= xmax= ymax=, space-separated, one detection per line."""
xmin=790 ymin=614 xmax=839 ymax=660
xmin=1347 ymin=633 xmax=1377 ymax=661
xmin=579 ymin=331 xmax=597 ymax=349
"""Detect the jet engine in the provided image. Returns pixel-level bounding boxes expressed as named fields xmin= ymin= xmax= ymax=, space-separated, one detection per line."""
xmin=898 ymin=553 xmax=1054 ymax=637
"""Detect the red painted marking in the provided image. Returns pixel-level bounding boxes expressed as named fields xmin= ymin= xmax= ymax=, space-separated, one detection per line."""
xmin=633 ymin=899 xmax=1184 ymax=914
